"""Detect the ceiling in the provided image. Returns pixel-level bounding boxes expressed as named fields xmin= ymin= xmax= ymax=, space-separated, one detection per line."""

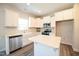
xmin=1 ymin=3 xmax=74 ymax=17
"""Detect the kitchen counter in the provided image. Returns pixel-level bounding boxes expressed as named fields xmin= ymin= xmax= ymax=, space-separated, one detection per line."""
xmin=29 ymin=35 xmax=61 ymax=48
xmin=6 ymin=32 xmax=40 ymax=37
xmin=5 ymin=32 xmax=40 ymax=55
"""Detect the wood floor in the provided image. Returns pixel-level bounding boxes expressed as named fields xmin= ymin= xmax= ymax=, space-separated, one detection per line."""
xmin=8 ymin=43 xmax=34 ymax=56
xmin=60 ymin=43 xmax=79 ymax=56
xmin=8 ymin=43 xmax=79 ymax=56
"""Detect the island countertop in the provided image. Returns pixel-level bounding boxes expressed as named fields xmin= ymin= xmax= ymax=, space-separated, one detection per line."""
xmin=29 ymin=35 xmax=61 ymax=48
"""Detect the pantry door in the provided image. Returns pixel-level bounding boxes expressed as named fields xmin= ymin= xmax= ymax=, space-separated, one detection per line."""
xmin=56 ymin=20 xmax=73 ymax=45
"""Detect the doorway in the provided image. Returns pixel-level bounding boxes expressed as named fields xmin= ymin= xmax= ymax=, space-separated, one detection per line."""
xmin=56 ymin=20 xmax=73 ymax=45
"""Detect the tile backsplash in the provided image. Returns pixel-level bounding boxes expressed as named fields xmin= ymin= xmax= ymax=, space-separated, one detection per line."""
xmin=5 ymin=27 xmax=40 ymax=35
xmin=5 ymin=27 xmax=23 ymax=35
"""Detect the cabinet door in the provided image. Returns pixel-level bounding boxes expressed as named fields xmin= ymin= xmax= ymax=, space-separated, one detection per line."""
xmin=55 ymin=11 xmax=64 ymax=21
xmin=43 ymin=16 xmax=51 ymax=23
xmin=51 ymin=17 xmax=55 ymax=27
xmin=5 ymin=9 xmax=19 ymax=27
xmin=29 ymin=17 xmax=37 ymax=27
xmin=29 ymin=17 xmax=43 ymax=28
xmin=63 ymin=8 xmax=73 ymax=20
xmin=56 ymin=20 xmax=73 ymax=45
xmin=36 ymin=18 xmax=43 ymax=27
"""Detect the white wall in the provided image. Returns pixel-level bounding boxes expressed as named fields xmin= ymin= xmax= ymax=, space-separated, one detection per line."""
xmin=0 ymin=9 xmax=6 ymax=51
xmin=73 ymin=4 xmax=79 ymax=52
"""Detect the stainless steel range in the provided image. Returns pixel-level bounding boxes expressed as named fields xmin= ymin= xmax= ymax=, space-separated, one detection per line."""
xmin=42 ymin=23 xmax=52 ymax=35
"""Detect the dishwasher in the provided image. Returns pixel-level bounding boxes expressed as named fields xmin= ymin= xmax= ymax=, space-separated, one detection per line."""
xmin=9 ymin=35 xmax=22 ymax=52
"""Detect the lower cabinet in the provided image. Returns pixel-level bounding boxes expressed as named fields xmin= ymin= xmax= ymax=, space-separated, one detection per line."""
xmin=34 ymin=42 xmax=59 ymax=56
xmin=22 ymin=37 xmax=32 ymax=47
xmin=22 ymin=40 xmax=32 ymax=47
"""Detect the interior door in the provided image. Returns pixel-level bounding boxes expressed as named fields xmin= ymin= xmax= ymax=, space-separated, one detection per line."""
xmin=56 ymin=20 xmax=73 ymax=45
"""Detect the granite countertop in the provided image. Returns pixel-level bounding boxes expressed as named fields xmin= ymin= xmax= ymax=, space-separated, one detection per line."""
xmin=29 ymin=35 xmax=61 ymax=48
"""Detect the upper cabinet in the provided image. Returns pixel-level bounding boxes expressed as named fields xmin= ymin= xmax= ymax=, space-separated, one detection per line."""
xmin=36 ymin=18 xmax=43 ymax=27
xmin=51 ymin=17 xmax=55 ymax=27
xmin=29 ymin=8 xmax=74 ymax=28
xmin=43 ymin=16 xmax=55 ymax=27
xmin=63 ymin=8 xmax=74 ymax=20
xmin=5 ymin=8 xmax=19 ymax=27
xmin=29 ymin=16 xmax=55 ymax=28
xmin=29 ymin=17 xmax=43 ymax=28
xmin=55 ymin=8 xmax=74 ymax=21
xmin=43 ymin=16 xmax=51 ymax=23
xmin=29 ymin=17 xmax=37 ymax=27
xmin=55 ymin=11 xmax=64 ymax=21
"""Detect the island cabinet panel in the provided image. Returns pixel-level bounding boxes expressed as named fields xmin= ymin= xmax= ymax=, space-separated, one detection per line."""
xmin=34 ymin=42 xmax=59 ymax=56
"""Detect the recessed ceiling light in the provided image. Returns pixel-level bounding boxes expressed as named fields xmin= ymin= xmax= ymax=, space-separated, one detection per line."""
xmin=26 ymin=3 xmax=30 ymax=6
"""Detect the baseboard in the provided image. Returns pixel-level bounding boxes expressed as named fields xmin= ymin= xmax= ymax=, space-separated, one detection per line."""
xmin=73 ymin=48 xmax=79 ymax=52
xmin=61 ymin=42 xmax=72 ymax=46
xmin=61 ymin=42 xmax=79 ymax=52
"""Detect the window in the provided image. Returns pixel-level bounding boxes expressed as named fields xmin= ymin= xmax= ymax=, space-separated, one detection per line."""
xmin=18 ymin=18 xmax=29 ymax=30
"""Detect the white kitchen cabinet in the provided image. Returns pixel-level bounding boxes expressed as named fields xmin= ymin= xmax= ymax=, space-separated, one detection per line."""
xmin=55 ymin=11 xmax=64 ymax=21
xmin=63 ymin=8 xmax=74 ymax=20
xmin=43 ymin=16 xmax=51 ymax=23
xmin=29 ymin=17 xmax=36 ymax=27
xmin=22 ymin=38 xmax=32 ymax=47
xmin=5 ymin=8 xmax=19 ymax=27
xmin=30 ymin=16 xmax=54 ymax=28
xmin=0 ymin=8 xmax=18 ymax=27
xmin=43 ymin=16 xmax=55 ymax=27
xmin=29 ymin=17 xmax=43 ymax=28
xmin=36 ymin=18 xmax=43 ymax=27
xmin=55 ymin=8 xmax=73 ymax=21
xmin=30 ymin=16 xmax=55 ymax=28
xmin=51 ymin=17 xmax=55 ymax=27
xmin=22 ymin=33 xmax=32 ymax=47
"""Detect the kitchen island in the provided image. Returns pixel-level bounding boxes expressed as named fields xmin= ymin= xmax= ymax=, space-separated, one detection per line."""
xmin=29 ymin=35 xmax=61 ymax=56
